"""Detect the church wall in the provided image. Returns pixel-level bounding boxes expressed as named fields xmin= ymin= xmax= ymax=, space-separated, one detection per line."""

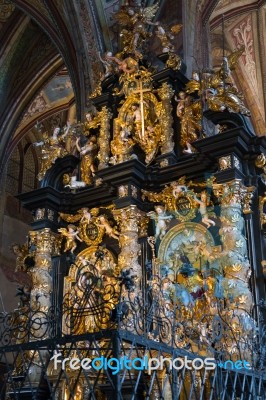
xmin=0 ymin=195 xmax=31 ymax=312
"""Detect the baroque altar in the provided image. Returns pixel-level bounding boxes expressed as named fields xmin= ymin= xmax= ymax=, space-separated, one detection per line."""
xmin=1 ymin=2 xmax=266 ymax=400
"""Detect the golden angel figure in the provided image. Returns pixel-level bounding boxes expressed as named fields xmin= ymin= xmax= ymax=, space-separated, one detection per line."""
xmin=176 ymin=91 xmax=201 ymax=152
xmin=155 ymin=23 xmax=182 ymax=53
xmin=34 ymin=127 xmax=68 ymax=180
xmin=97 ymin=215 xmax=120 ymax=240
xmin=58 ymin=225 xmax=82 ymax=253
xmin=207 ymin=52 xmax=250 ymax=115
xmin=75 ymin=136 xmax=98 ymax=185
xmin=112 ymin=4 xmax=159 ymax=59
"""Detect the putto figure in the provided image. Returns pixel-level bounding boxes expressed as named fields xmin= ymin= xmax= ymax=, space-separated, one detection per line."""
xmin=58 ymin=225 xmax=82 ymax=253
xmin=147 ymin=205 xmax=173 ymax=240
xmin=98 ymin=215 xmax=120 ymax=240
xmin=193 ymin=191 xmax=215 ymax=228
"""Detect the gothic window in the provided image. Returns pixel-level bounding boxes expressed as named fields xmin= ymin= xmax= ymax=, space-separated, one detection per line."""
xmin=5 ymin=138 xmax=39 ymax=195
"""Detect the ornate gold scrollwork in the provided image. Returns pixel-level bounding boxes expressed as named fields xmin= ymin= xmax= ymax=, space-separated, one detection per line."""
xmin=59 ymin=206 xmax=118 ymax=247
xmin=259 ymin=193 xmax=266 ymax=229
xmin=79 ymin=218 xmax=105 ymax=247
xmin=142 ymin=177 xmax=198 ymax=222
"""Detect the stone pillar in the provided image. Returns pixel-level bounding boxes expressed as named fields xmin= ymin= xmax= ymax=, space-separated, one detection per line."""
xmin=114 ymin=205 xmax=144 ymax=283
xmin=27 ymin=228 xmax=57 ymax=386
xmin=213 ymin=180 xmax=255 ymax=349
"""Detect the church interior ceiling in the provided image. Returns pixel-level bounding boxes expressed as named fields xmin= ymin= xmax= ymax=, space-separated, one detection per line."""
xmin=0 ymin=0 xmax=264 ymax=166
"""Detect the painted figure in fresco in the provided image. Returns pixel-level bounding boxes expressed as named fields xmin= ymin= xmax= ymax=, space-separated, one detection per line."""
xmin=75 ymin=136 xmax=98 ymax=185
xmin=147 ymin=205 xmax=173 ymax=240
xmin=173 ymin=283 xmax=194 ymax=307
xmin=193 ymin=191 xmax=215 ymax=228
xmin=58 ymin=225 xmax=82 ymax=253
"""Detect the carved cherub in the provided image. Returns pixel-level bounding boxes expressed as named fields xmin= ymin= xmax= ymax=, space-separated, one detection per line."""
xmin=147 ymin=205 xmax=173 ymax=239
xmin=171 ymin=178 xmax=188 ymax=198
xmin=80 ymin=208 xmax=91 ymax=224
xmin=194 ymin=191 xmax=215 ymax=228
xmin=98 ymin=215 xmax=120 ymax=240
xmin=58 ymin=225 xmax=82 ymax=253
xmin=105 ymin=54 xmax=138 ymax=75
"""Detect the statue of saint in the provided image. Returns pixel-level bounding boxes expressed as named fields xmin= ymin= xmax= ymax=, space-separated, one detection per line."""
xmin=75 ymin=136 xmax=98 ymax=185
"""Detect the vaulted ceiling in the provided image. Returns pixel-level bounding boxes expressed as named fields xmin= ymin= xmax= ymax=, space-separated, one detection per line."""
xmin=209 ymin=0 xmax=266 ymax=134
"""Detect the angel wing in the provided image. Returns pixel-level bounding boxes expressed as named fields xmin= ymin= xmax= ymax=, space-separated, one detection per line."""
xmin=112 ymin=9 xmax=133 ymax=26
xmin=142 ymin=3 xmax=159 ymax=20
xmin=160 ymin=184 xmax=176 ymax=198
xmin=59 ymin=211 xmax=83 ymax=223
xmin=142 ymin=189 xmax=164 ymax=202
xmin=227 ymin=46 xmax=245 ymax=70
xmin=185 ymin=79 xmax=201 ymax=94
xmin=147 ymin=211 xmax=158 ymax=221
xmin=58 ymin=228 xmax=68 ymax=236
xmin=170 ymin=24 xmax=182 ymax=35
xmin=90 ymin=207 xmax=99 ymax=217
xmin=191 ymin=100 xmax=202 ymax=115
xmin=177 ymin=176 xmax=187 ymax=185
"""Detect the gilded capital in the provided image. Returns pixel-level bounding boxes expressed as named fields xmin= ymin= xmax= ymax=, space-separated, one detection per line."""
xmin=30 ymin=228 xmax=57 ymax=255
xmin=213 ymin=179 xmax=255 ymax=213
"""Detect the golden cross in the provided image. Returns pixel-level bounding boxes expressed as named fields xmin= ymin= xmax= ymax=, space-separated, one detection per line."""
xmin=133 ymin=78 xmax=150 ymax=140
